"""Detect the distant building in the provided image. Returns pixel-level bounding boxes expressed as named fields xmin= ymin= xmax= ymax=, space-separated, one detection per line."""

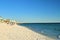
xmin=4 ymin=19 xmax=10 ymax=24
xmin=0 ymin=16 xmax=16 ymax=25
xmin=0 ymin=16 xmax=3 ymax=19
xmin=0 ymin=16 xmax=4 ymax=23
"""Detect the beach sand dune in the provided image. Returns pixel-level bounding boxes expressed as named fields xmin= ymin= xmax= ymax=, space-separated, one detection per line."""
xmin=0 ymin=23 xmax=55 ymax=40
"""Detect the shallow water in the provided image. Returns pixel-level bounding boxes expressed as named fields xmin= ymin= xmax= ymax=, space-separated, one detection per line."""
xmin=17 ymin=23 xmax=60 ymax=39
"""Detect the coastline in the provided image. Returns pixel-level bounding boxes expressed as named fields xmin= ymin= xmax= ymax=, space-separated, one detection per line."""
xmin=0 ymin=23 xmax=55 ymax=40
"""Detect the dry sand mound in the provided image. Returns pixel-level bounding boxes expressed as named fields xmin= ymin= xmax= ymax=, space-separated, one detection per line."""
xmin=0 ymin=23 xmax=55 ymax=40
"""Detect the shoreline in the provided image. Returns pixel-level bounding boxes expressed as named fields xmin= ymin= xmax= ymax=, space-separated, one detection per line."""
xmin=0 ymin=23 xmax=55 ymax=40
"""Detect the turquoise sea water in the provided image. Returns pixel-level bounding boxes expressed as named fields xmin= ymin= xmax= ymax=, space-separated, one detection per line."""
xmin=17 ymin=23 xmax=60 ymax=39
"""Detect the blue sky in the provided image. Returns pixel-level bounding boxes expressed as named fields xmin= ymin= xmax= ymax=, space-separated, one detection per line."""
xmin=0 ymin=0 xmax=60 ymax=23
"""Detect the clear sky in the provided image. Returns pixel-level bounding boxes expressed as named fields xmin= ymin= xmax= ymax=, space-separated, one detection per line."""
xmin=0 ymin=0 xmax=60 ymax=23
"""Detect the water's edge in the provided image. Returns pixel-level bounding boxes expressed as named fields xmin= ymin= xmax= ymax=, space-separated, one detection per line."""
xmin=17 ymin=23 xmax=60 ymax=39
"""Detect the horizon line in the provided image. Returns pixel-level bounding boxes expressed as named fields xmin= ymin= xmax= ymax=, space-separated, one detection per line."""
xmin=17 ymin=22 xmax=60 ymax=23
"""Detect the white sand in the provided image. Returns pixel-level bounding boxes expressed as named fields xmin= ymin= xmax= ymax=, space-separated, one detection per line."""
xmin=0 ymin=23 xmax=55 ymax=40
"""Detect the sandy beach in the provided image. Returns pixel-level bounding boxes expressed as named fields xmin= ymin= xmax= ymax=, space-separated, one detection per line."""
xmin=0 ymin=23 xmax=55 ymax=40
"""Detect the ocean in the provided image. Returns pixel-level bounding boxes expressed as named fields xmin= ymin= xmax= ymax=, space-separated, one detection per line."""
xmin=17 ymin=23 xmax=60 ymax=39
